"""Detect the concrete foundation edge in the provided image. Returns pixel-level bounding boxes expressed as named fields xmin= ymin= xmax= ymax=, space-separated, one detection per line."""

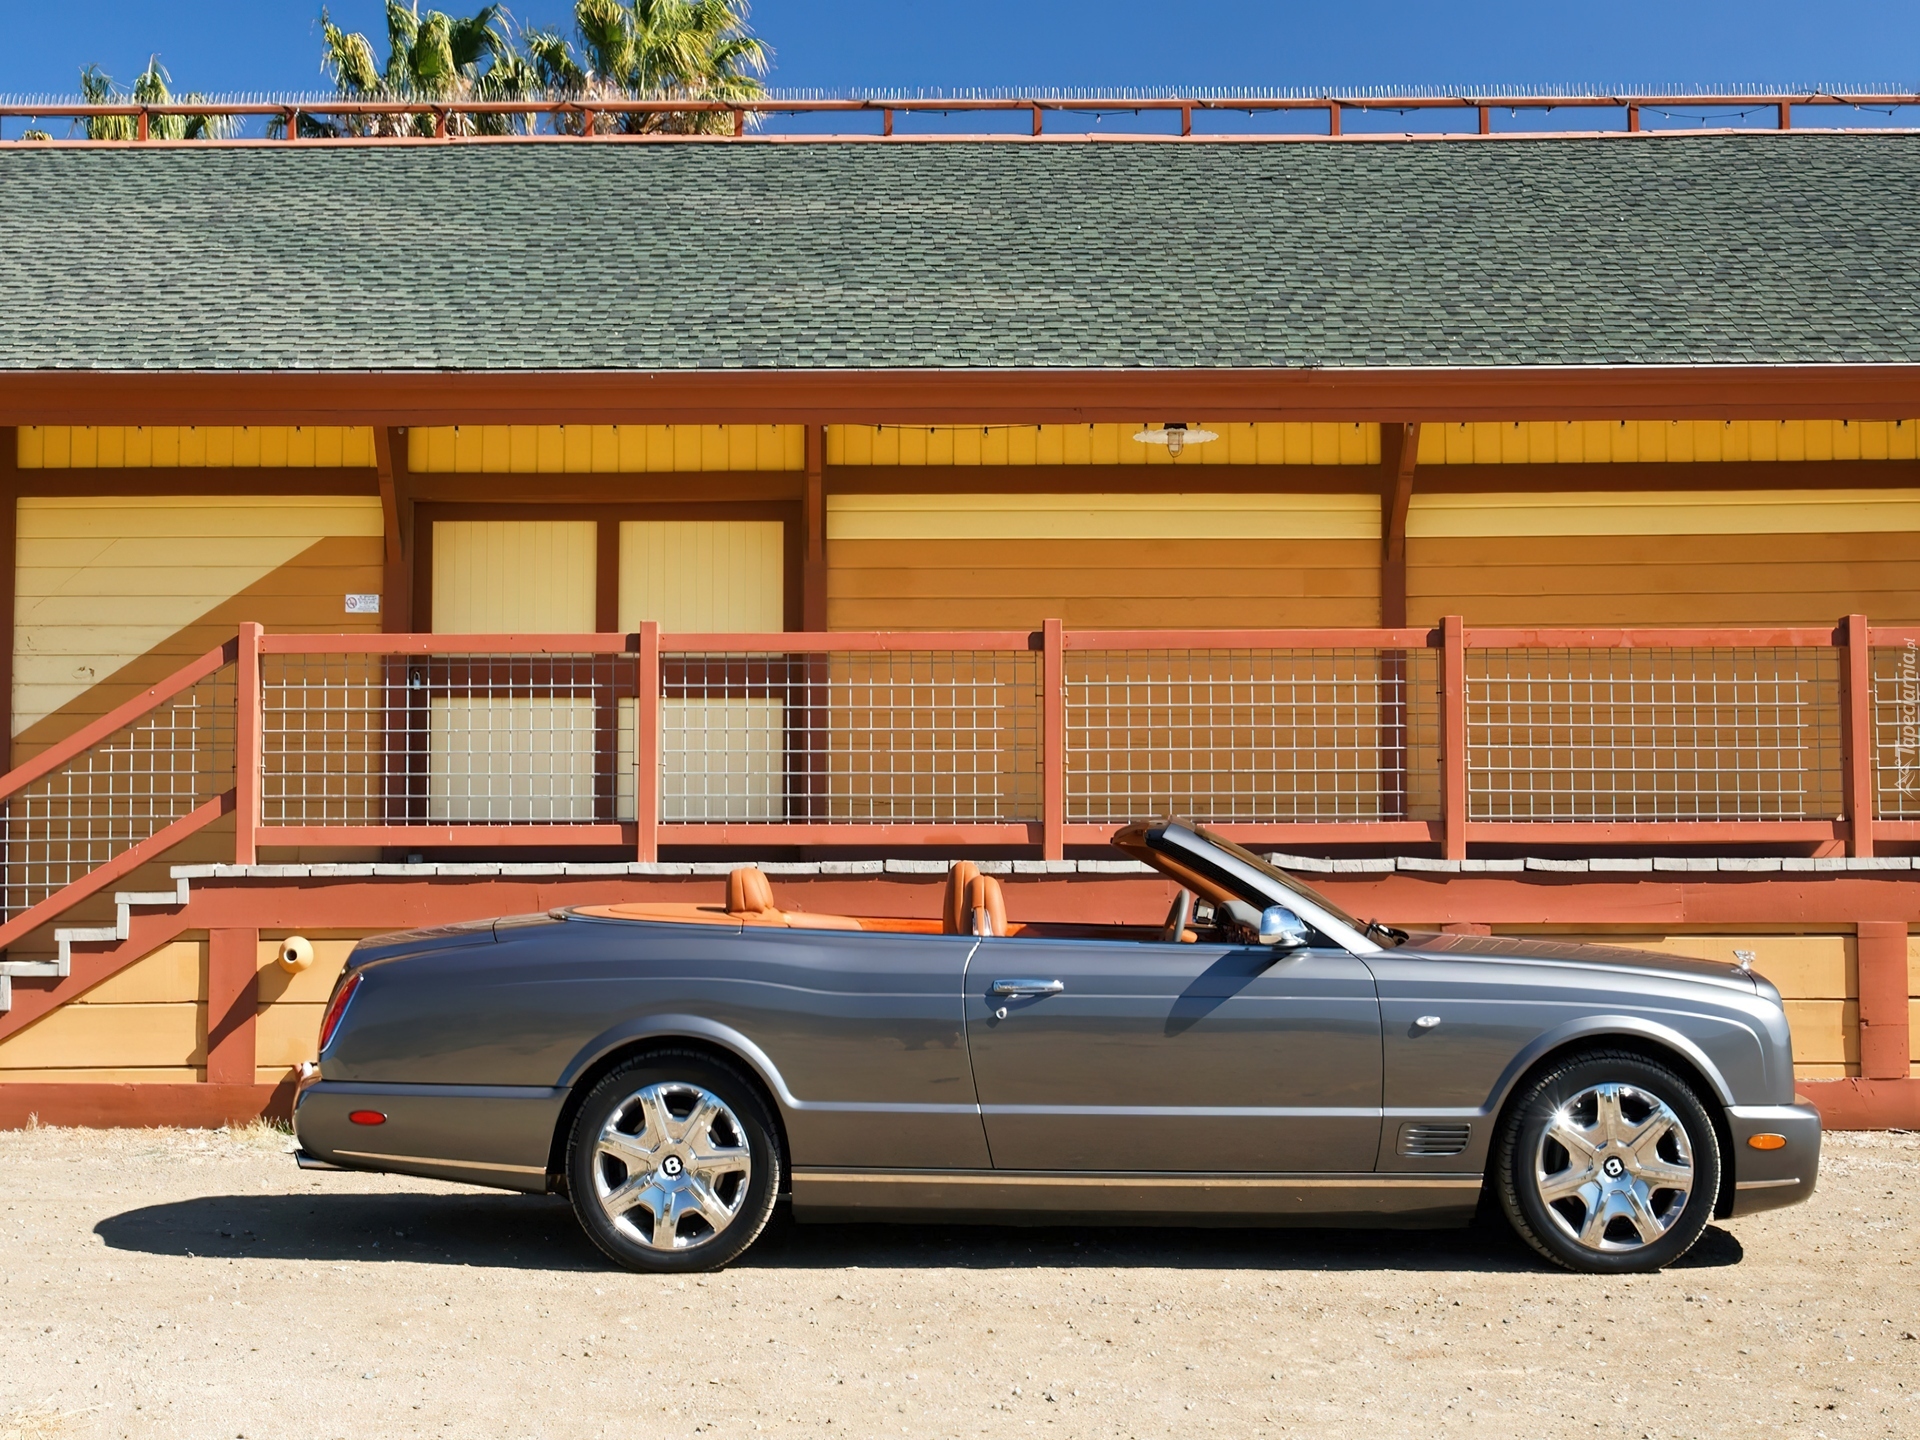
xmin=1796 ymin=1078 xmax=1920 ymax=1130
xmin=0 ymin=1081 xmax=294 ymax=1130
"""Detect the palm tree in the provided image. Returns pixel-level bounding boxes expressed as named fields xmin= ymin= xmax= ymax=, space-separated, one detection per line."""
xmin=525 ymin=0 xmax=771 ymax=135
xmin=76 ymin=58 xmax=236 ymax=141
xmin=284 ymin=2 xmax=542 ymax=138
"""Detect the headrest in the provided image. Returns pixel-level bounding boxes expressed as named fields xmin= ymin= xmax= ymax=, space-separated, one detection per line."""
xmin=943 ymin=860 xmax=982 ymax=935
xmin=725 ymin=866 xmax=776 ymax=915
xmin=966 ymin=873 xmax=1007 ymax=938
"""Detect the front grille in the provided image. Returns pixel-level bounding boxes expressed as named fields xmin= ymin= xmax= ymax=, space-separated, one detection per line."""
xmin=1398 ymin=1123 xmax=1471 ymax=1157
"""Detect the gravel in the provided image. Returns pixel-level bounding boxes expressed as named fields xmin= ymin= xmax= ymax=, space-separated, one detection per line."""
xmin=0 ymin=1124 xmax=1915 ymax=1438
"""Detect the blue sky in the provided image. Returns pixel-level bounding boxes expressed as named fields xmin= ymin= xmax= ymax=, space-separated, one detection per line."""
xmin=4 ymin=1 xmax=1917 ymax=97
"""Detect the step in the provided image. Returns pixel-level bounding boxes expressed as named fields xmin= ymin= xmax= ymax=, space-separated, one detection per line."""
xmin=1 ymin=877 xmax=195 ymax=1014
xmin=0 ymin=959 xmax=67 ymax=977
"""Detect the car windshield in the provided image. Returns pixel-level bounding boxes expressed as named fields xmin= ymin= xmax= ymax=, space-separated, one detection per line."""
xmin=1183 ymin=824 xmax=1369 ymax=933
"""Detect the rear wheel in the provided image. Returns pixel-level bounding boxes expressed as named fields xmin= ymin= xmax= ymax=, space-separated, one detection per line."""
xmin=1495 ymin=1049 xmax=1721 ymax=1273
xmin=566 ymin=1050 xmax=781 ymax=1274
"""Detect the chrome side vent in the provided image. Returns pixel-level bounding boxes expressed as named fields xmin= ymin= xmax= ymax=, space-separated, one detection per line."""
xmin=1398 ymin=1123 xmax=1471 ymax=1157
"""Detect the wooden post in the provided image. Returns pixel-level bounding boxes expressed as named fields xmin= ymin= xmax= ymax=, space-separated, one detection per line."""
xmin=1180 ymin=104 xmax=1192 ymax=137
xmin=0 ymin=427 xmax=16 ymax=767
xmin=1440 ymin=614 xmax=1468 ymax=859
xmin=1328 ymin=102 xmax=1342 ymax=137
xmin=1778 ymin=102 xmax=1792 ymax=131
xmin=1379 ymin=423 xmax=1419 ymax=630
xmin=285 ymin=108 xmax=299 ymax=141
xmin=802 ymin=425 xmax=827 ymax=632
xmin=1626 ymin=104 xmax=1640 ymax=132
xmin=1378 ymin=424 xmax=1419 ymax=822
xmin=1031 ymin=103 xmax=1043 ymax=137
xmin=1042 ymin=618 xmax=1066 ymax=860
xmin=375 ymin=426 xmax=415 ymax=634
xmin=882 ymin=108 xmax=893 ymax=137
xmin=637 ymin=620 xmax=660 ymax=862
xmin=205 ymin=928 xmax=260 ymax=1087
xmin=234 ymin=622 xmax=263 ymax=866
xmin=1477 ymin=105 xmax=1490 ymax=135
xmin=1856 ymin=920 xmax=1909 ymax=1080
xmin=136 ymin=109 xmax=149 ymax=142
xmin=1842 ymin=613 xmax=1876 ymax=858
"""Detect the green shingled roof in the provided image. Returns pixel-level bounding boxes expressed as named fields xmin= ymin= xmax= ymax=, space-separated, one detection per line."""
xmin=1 ymin=133 xmax=1916 ymax=371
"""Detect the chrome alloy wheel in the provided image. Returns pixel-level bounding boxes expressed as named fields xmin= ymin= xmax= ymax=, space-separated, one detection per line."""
xmin=591 ymin=1082 xmax=752 ymax=1251
xmin=1534 ymin=1082 xmax=1695 ymax=1253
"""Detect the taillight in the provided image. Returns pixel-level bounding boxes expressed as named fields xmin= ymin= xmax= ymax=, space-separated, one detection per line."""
xmin=317 ymin=971 xmax=364 ymax=1053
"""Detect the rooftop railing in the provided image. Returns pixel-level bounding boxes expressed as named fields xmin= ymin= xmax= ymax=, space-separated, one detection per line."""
xmin=6 ymin=90 xmax=1920 ymax=143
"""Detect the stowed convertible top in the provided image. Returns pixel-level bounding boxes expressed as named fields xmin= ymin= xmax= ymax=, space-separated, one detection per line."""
xmin=569 ymin=818 xmax=1368 ymax=948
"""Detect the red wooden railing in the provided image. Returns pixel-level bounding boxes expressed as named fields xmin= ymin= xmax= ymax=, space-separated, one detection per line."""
xmin=6 ymin=90 xmax=1919 ymax=142
xmin=1 ymin=614 xmax=1915 ymax=946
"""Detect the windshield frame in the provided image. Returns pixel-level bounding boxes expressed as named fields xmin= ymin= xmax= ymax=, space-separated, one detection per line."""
xmin=1117 ymin=820 xmax=1380 ymax=954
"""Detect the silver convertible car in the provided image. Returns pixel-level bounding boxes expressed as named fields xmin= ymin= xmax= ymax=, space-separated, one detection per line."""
xmin=294 ymin=820 xmax=1821 ymax=1275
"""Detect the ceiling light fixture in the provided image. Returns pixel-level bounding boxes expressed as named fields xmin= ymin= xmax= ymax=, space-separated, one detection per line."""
xmin=1132 ymin=422 xmax=1218 ymax=458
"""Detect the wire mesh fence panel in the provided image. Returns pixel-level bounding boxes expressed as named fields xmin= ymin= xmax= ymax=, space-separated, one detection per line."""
xmin=1066 ymin=649 xmax=1441 ymax=824
xmin=1468 ymin=648 xmax=1842 ymax=821
xmin=662 ymin=652 xmax=1040 ymax=824
xmin=261 ymin=652 xmax=633 ymax=825
xmin=0 ymin=667 xmax=235 ymax=920
xmin=1872 ymin=641 xmax=1920 ymax=820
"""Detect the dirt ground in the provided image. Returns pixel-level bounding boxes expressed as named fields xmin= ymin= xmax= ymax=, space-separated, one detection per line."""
xmin=0 ymin=1125 xmax=1913 ymax=1440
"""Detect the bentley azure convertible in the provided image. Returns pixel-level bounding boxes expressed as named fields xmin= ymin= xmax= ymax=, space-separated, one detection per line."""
xmin=293 ymin=820 xmax=1820 ymax=1275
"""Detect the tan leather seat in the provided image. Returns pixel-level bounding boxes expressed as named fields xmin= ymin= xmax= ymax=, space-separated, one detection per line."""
xmin=942 ymin=861 xmax=982 ymax=935
xmin=725 ymin=866 xmax=776 ymax=916
xmin=966 ymin=873 xmax=1007 ymax=938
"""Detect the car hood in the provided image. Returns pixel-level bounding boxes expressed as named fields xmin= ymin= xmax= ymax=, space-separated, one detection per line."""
xmin=1395 ymin=931 xmax=1758 ymax=991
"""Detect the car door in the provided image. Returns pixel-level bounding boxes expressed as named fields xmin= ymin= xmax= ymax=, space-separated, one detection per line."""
xmin=963 ymin=931 xmax=1383 ymax=1172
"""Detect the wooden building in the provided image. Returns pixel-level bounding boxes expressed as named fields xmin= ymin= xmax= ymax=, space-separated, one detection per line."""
xmin=0 ymin=118 xmax=1916 ymax=1128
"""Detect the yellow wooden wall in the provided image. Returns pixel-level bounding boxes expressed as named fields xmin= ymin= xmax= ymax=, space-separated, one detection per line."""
xmin=18 ymin=427 xmax=375 ymax=468
xmin=0 ymin=941 xmax=205 ymax=1083
xmin=255 ymin=937 xmax=354 ymax=1087
xmin=13 ymin=497 xmax=386 ymax=752
xmin=23 ymin=422 xmax=1914 ymax=471
xmin=1911 ymin=933 xmax=1920 ymax=1081
xmin=827 ymin=493 xmax=1381 ymax=629
xmin=409 ymin=425 xmax=802 ymax=473
xmin=1417 ymin=419 xmax=1920 ymax=465
xmin=828 ymin=423 xmax=1380 ymax=467
xmin=1408 ymin=489 xmax=1920 ymax=626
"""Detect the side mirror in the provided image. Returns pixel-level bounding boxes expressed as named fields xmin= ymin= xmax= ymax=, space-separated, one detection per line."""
xmin=1258 ymin=905 xmax=1309 ymax=948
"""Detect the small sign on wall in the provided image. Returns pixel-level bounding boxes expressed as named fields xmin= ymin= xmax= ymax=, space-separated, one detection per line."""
xmin=345 ymin=593 xmax=381 ymax=614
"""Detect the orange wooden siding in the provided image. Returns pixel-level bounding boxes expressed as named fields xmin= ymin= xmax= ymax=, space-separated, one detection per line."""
xmin=827 ymin=494 xmax=1380 ymax=629
xmin=1408 ymin=531 xmax=1920 ymax=626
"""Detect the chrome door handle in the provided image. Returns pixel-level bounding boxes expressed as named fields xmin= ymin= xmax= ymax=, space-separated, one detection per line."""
xmin=990 ymin=979 xmax=1064 ymax=997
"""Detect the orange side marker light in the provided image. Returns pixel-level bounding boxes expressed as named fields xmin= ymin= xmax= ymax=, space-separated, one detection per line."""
xmin=1748 ymin=1133 xmax=1787 ymax=1150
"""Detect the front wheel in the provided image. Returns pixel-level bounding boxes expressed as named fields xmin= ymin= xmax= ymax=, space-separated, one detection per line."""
xmin=566 ymin=1050 xmax=782 ymax=1274
xmin=1494 ymin=1050 xmax=1722 ymax=1273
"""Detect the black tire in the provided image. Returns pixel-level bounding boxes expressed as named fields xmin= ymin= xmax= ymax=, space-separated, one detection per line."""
xmin=1494 ymin=1049 xmax=1722 ymax=1274
xmin=566 ymin=1049 xmax=782 ymax=1274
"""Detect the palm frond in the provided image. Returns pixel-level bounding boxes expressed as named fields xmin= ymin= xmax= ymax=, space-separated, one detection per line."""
xmin=525 ymin=28 xmax=588 ymax=92
xmin=411 ymin=11 xmax=460 ymax=96
xmin=448 ymin=4 xmax=516 ymax=69
xmin=76 ymin=64 xmax=135 ymax=140
xmin=321 ymin=10 xmax=386 ymax=99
